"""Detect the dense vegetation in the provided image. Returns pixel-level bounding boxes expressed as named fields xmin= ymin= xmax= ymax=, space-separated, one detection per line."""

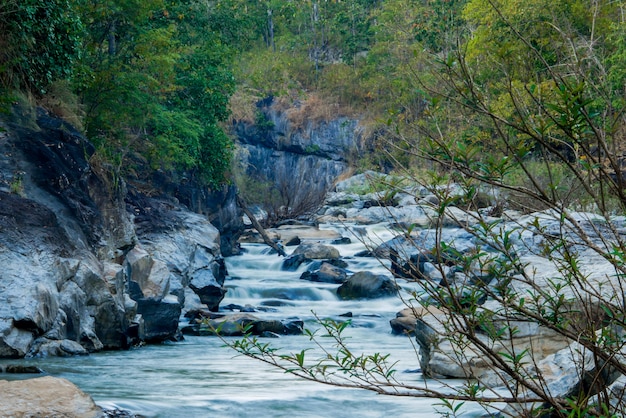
xmin=4 ymin=0 xmax=624 ymax=193
xmin=0 ymin=0 xmax=236 ymax=187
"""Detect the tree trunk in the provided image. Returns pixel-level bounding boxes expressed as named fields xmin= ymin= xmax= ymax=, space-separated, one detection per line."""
xmin=236 ymin=195 xmax=286 ymax=257
xmin=108 ymin=19 xmax=116 ymax=56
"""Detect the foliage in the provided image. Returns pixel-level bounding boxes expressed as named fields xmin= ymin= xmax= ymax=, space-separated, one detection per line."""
xmin=0 ymin=0 xmax=83 ymax=94
xmin=0 ymin=0 xmax=237 ymax=188
xmin=75 ymin=0 xmax=236 ymax=187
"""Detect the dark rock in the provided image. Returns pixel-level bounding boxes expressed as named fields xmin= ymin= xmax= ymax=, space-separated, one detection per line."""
xmin=260 ymin=300 xmax=296 ymax=307
xmin=300 ymin=262 xmax=348 ymax=284
xmin=255 ymin=306 xmax=278 ymax=313
xmin=184 ymin=309 xmax=224 ymax=321
xmin=284 ymin=236 xmax=301 ymax=246
xmin=103 ymin=408 xmax=140 ymax=418
xmin=337 ymin=271 xmax=399 ymax=300
xmin=189 ymin=282 xmax=227 ymax=312
xmin=282 ymin=319 xmax=305 ymax=335
xmin=10 ymin=108 xmax=135 ymax=253
xmin=389 ymin=248 xmax=434 ymax=280
xmin=221 ymin=304 xmax=244 ymax=312
xmin=331 ymin=237 xmax=352 ymax=245
xmin=136 ymin=296 xmax=181 ymax=342
xmin=282 ymin=253 xmax=309 ymax=271
xmin=1 ymin=365 xmax=44 ymax=374
xmin=183 ymin=314 xmax=304 ymax=337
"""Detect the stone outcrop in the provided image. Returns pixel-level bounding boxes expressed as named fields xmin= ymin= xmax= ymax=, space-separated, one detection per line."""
xmin=0 ymin=106 xmax=228 ymax=358
xmin=414 ymin=309 xmax=572 ymax=380
xmin=292 ymin=242 xmax=341 ymax=260
xmin=231 ymin=96 xmax=364 ymax=219
xmin=300 ymin=261 xmax=348 ymax=284
xmin=320 ymin=172 xmax=626 ymax=407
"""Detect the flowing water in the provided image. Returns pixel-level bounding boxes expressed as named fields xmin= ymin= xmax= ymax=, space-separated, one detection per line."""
xmin=1 ymin=224 xmax=471 ymax=417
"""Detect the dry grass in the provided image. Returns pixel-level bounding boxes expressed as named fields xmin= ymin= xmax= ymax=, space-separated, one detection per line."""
xmin=281 ymin=92 xmax=355 ymax=131
xmin=229 ymin=89 xmax=360 ymax=134
xmin=39 ymin=81 xmax=84 ymax=131
xmin=228 ymin=89 xmax=261 ymax=124
xmin=333 ymin=167 xmax=357 ymax=184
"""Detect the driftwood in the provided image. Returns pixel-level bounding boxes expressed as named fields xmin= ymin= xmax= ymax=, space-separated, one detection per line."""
xmin=236 ymin=195 xmax=287 ymax=257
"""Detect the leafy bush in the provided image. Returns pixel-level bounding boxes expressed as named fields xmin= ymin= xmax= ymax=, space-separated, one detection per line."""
xmin=0 ymin=0 xmax=83 ymax=93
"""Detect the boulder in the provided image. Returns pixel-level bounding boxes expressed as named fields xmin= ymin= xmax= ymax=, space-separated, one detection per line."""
xmin=133 ymin=207 xmax=227 ymax=313
xmin=0 ymin=364 xmax=44 ymax=374
xmin=125 ymin=247 xmax=170 ymax=301
xmin=0 ymin=376 xmax=103 ymax=417
xmin=0 ymin=319 xmax=34 ymax=358
xmin=187 ymin=247 xmax=227 ymax=311
xmin=285 ymin=236 xmax=301 ymax=246
xmin=300 ymin=262 xmax=348 ymax=284
xmin=415 ymin=309 xmax=572 ymax=380
xmin=390 ymin=308 xmax=419 ymax=335
xmin=69 ymin=259 xmax=128 ymax=350
xmin=188 ymin=262 xmax=227 ymax=312
xmin=274 ymin=224 xmax=342 ymax=243
xmin=499 ymin=339 xmax=623 ymax=416
xmin=136 ymin=295 xmax=181 ymax=342
xmin=27 ymin=338 xmax=89 ymax=357
xmin=182 ymin=313 xmax=303 ymax=337
xmin=337 ymin=271 xmax=399 ymax=300
xmin=292 ymin=242 xmax=340 ymax=260
xmin=281 ymin=254 xmax=309 ymax=271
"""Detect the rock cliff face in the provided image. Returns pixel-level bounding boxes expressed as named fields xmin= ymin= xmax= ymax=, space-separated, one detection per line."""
xmin=232 ymin=97 xmax=364 ymax=205
xmin=0 ymin=106 xmax=231 ymax=358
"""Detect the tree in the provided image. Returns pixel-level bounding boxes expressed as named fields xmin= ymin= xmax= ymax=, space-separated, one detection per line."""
xmin=225 ymin=1 xmax=626 ymax=416
xmin=75 ymin=0 xmax=235 ymax=187
xmin=0 ymin=0 xmax=83 ymax=94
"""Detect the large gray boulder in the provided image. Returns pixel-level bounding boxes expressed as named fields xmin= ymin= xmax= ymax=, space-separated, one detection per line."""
xmin=135 ymin=208 xmax=226 ymax=313
xmin=125 ymin=246 xmax=171 ymax=300
xmin=336 ymin=271 xmax=399 ymax=300
xmin=414 ymin=309 xmax=573 ymax=380
xmin=292 ymin=242 xmax=340 ymax=260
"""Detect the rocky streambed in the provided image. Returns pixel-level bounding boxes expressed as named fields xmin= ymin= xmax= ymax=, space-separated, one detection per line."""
xmin=2 ymin=107 xmax=626 ymax=416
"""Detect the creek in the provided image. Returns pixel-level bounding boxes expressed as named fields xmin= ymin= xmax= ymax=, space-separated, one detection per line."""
xmin=1 ymin=223 xmax=457 ymax=417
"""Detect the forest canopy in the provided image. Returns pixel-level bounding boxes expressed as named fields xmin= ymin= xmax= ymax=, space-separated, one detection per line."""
xmin=1 ymin=0 xmax=625 ymax=188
